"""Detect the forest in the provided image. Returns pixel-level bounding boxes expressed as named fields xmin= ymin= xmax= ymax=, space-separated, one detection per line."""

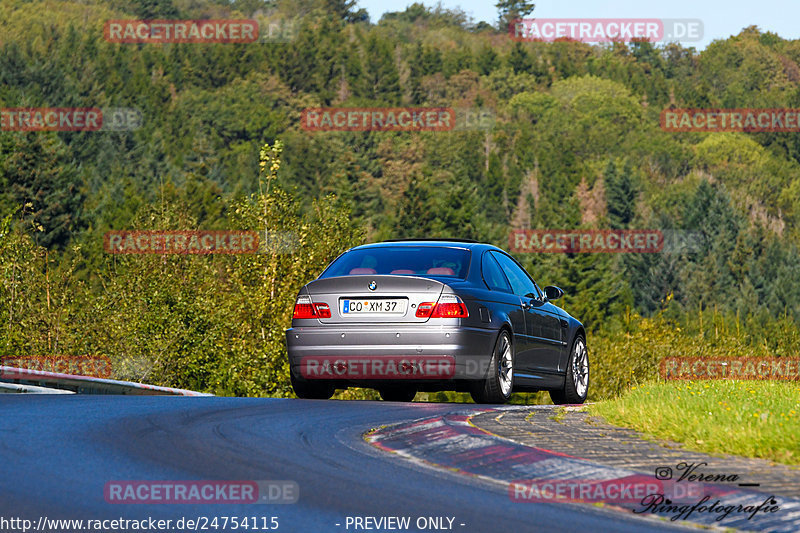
xmin=1 ymin=0 xmax=799 ymax=399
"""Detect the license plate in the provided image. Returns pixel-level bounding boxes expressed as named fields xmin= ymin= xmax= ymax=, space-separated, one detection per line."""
xmin=341 ymin=299 xmax=407 ymax=315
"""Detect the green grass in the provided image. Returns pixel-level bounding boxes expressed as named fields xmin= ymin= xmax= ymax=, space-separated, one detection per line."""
xmin=549 ymin=406 xmax=568 ymax=423
xmin=590 ymin=381 xmax=800 ymax=465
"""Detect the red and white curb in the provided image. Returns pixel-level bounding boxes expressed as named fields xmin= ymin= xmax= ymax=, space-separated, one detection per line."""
xmin=365 ymin=408 xmax=800 ymax=532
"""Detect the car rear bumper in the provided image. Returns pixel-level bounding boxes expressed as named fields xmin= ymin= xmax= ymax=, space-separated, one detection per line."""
xmin=286 ymin=325 xmax=497 ymax=383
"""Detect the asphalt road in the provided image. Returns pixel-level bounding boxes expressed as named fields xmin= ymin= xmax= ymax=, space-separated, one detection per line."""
xmin=0 ymin=396 xmax=690 ymax=532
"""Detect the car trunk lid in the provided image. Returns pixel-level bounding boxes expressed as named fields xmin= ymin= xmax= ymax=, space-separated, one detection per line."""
xmin=304 ymin=275 xmax=445 ymax=324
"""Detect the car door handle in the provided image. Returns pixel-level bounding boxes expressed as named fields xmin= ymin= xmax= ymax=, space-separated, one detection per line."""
xmin=521 ymin=301 xmax=532 ymax=309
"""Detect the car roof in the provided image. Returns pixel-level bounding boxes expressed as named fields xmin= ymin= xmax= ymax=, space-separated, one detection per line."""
xmin=350 ymin=240 xmax=498 ymax=251
xmin=323 ymin=240 xmax=521 ymax=286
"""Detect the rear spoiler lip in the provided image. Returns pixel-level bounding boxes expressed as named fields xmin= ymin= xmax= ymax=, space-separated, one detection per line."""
xmin=301 ymin=276 xmax=461 ymax=299
xmin=313 ymin=274 xmax=464 ymax=283
xmin=305 ymin=274 xmax=450 ymax=288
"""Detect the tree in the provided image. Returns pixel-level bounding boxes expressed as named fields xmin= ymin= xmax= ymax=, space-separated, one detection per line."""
xmin=560 ymin=252 xmax=632 ymax=332
xmin=320 ymin=0 xmax=367 ymax=22
xmin=396 ymin=176 xmax=437 ymax=238
xmin=278 ymin=21 xmax=320 ymax=93
xmin=508 ymin=42 xmax=533 ymax=74
xmin=407 ymin=43 xmax=426 ymax=104
xmin=605 ymin=160 xmax=638 ymax=228
xmin=476 ymin=45 xmax=500 ymax=75
xmin=364 ymin=34 xmax=401 ymax=102
xmin=680 ymin=181 xmax=744 ymax=309
xmin=421 ymin=45 xmax=443 ymax=76
xmin=124 ymin=0 xmax=179 ymax=18
xmin=0 ymin=132 xmax=84 ymax=249
xmin=495 ymin=0 xmax=535 ymax=31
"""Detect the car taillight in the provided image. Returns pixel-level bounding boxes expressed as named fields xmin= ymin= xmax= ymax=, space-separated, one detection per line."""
xmin=293 ymin=295 xmax=331 ymax=319
xmin=432 ymin=295 xmax=469 ymax=317
xmin=416 ymin=302 xmax=435 ymax=318
xmin=416 ymin=295 xmax=468 ymax=318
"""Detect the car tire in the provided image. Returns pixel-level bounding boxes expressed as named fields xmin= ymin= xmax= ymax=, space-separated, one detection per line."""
xmin=550 ymin=335 xmax=589 ymax=405
xmin=291 ymin=373 xmax=335 ymax=400
xmin=379 ymin=387 xmax=417 ymax=402
xmin=470 ymin=330 xmax=514 ymax=404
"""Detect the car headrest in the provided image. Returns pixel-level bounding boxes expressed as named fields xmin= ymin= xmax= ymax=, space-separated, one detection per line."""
xmin=349 ymin=268 xmax=377 ymax=275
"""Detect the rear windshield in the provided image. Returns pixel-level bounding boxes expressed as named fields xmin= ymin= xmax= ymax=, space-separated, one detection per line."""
xmin=320 ymin=246 xmax=471 ymax=279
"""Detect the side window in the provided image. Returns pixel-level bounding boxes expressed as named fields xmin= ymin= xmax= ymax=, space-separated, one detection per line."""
xmin=491 ymin=252 xmax=538 ymax=298
xmin=482 ymin=252 xmax=512 ymax=292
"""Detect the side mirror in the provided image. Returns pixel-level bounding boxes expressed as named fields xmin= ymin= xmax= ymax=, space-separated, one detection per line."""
xmin=543 ymin=286 xmax=564 ymax=301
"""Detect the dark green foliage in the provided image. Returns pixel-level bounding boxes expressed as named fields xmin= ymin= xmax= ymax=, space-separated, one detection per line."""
xmin=508 ymin=42 xmax=534 ymax=74
xmin=495 ymin=0 xmax=535 ymax=30
xmin=605 ymin=160 xmax=638 ymax=229
xmin=0 ymin=132 xmax=85 ymax=248
xmin=363 ymin=34 xmax=402 ymax=102
xmin=395 ymin=176 xmax=437 ymax=238
xmin=126 ymin=0 xmax=179 ymax=18
xmin=476 ymin=45 xmax=500 ymax=75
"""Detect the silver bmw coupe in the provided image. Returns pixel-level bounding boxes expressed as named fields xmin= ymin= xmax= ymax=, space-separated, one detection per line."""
xmin=286 ymin=239 xmax=588 ymax=404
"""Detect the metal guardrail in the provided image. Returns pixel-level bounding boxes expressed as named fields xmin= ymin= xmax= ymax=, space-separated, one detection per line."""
xmin=0 ymin=366 xmax=212 ymax=396
xmin=0 ymin=381 xmax=75 ymax=394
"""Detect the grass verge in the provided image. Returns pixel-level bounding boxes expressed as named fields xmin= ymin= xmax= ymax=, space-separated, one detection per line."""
xmin=589 ymin=380 xmax=800 ymax=465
